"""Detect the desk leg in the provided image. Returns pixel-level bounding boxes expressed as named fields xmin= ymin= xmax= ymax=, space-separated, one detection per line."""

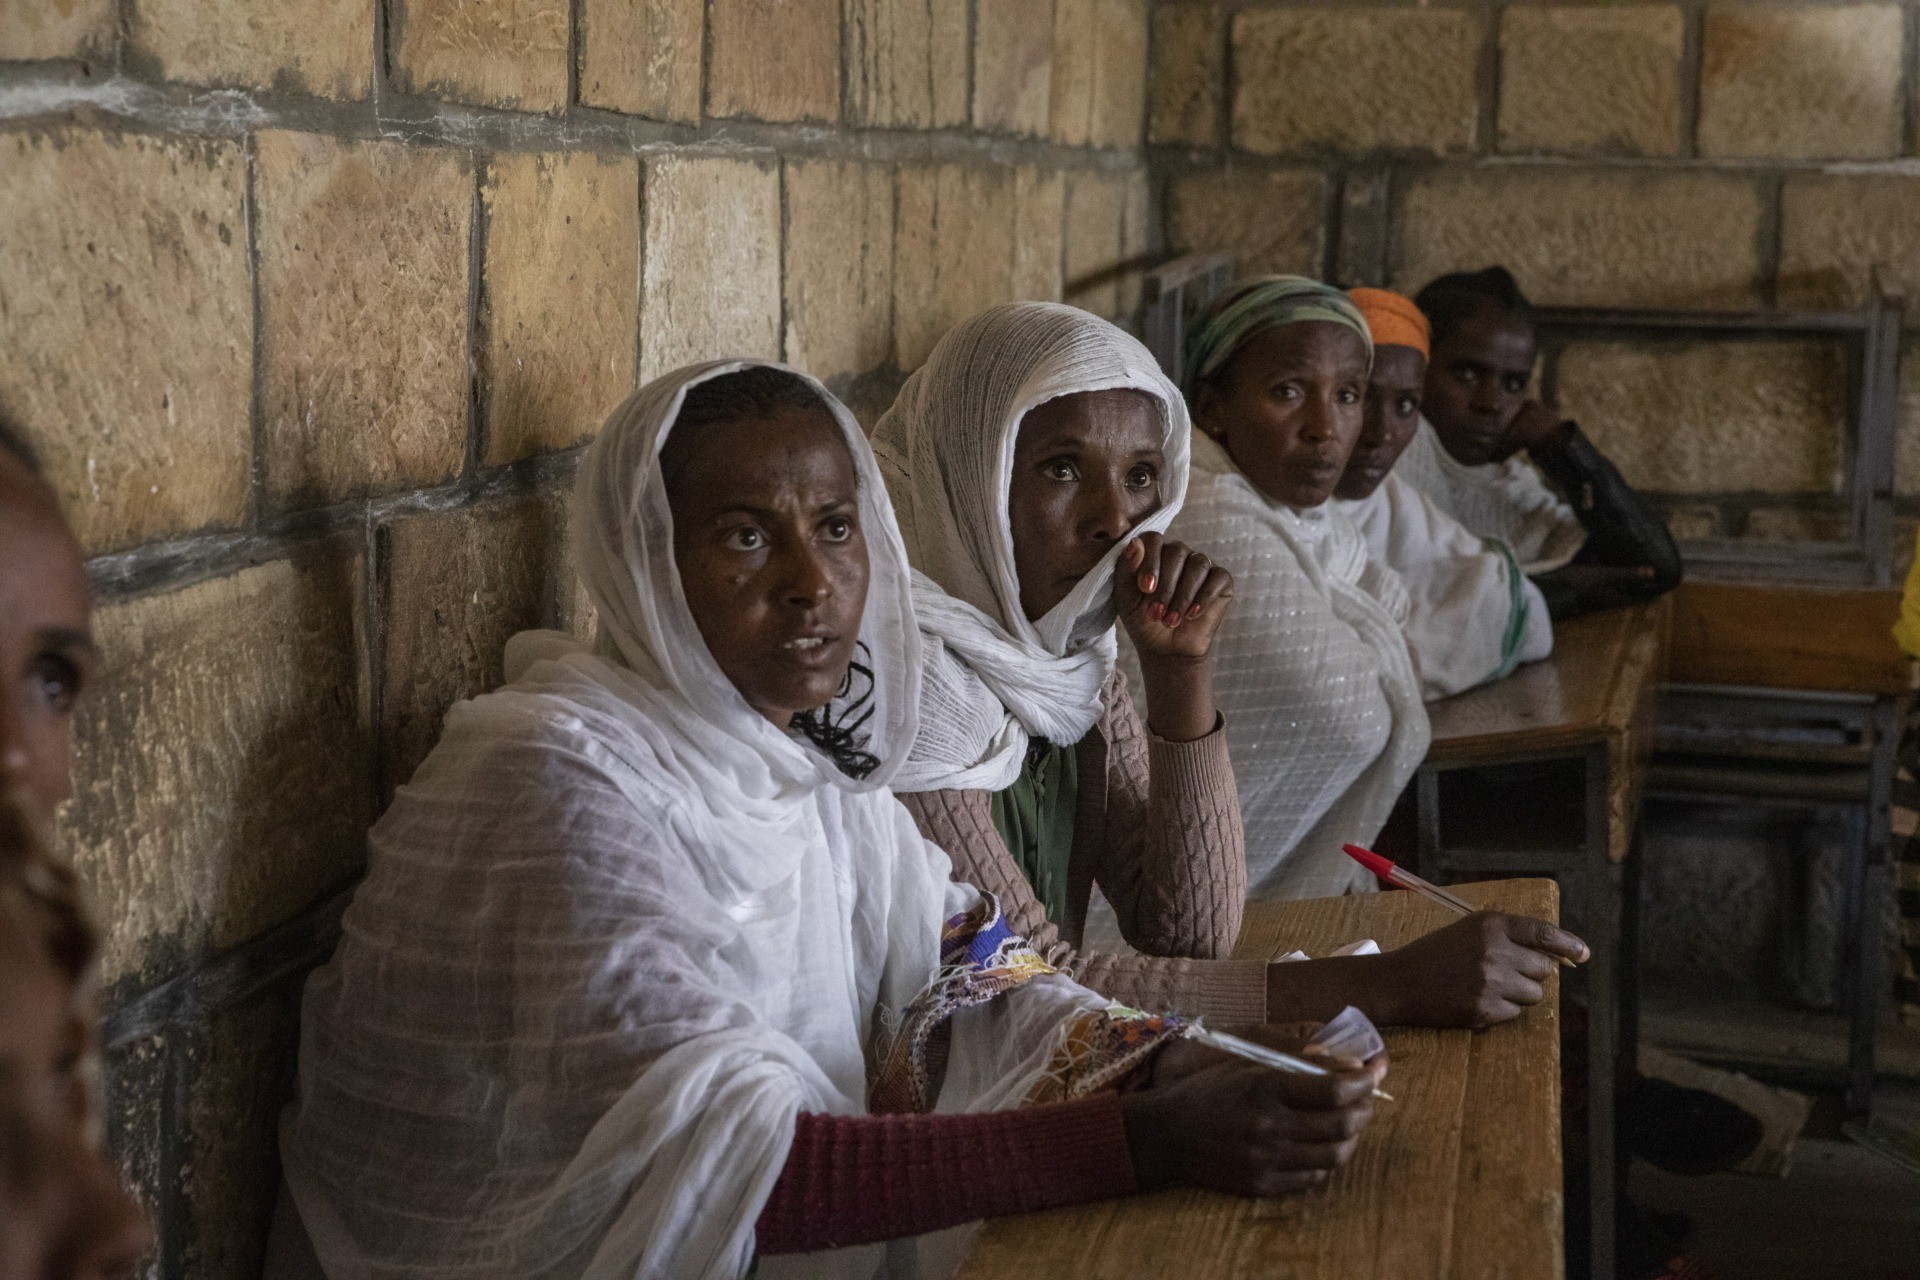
xmin=1846 ymin=696 xmax=1898 ymax=1118
xmin=1583 ymin=745 xmax=1617 ymax=1280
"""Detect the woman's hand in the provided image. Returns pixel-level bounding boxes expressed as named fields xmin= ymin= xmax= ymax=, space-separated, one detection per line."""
xmin=1115 ymin=533 xmax=1234 ymax=662
xmin=1372 ymin=912 xmax=1588 ymax=1029
xmin=1122 ymin=1050 xmax=1386 ymax=1196
xmin=1115 ymin=533 xmax=1234 ymax=743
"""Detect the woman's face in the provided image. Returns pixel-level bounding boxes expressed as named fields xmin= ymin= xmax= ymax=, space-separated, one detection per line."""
xmin=0 ymin=932 xmax=150 ymax=1280
xmin=1193 ymin=321 xmax=1369 ymax=509
xmin=665 ymin=406 xmax=870 ymax=730
xmin=1336 ymin=344 xmax=1428 ymax=501
xmin=1006 ymin=389 xmax=1164 ymax=622
xmin=0 ymin=458 xmax=95 ymax=827
xmin=1421 ymin=302 xmax=1536 ymax=466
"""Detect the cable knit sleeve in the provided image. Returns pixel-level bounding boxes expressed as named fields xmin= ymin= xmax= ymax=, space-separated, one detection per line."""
xmin=896 ymin=787 xmax=1269 ymax=1024
xmin=754 ymin=1095 xmax=1138 ymax=1255
xmin=1090 ymin=673 xmax=1247 ymax=963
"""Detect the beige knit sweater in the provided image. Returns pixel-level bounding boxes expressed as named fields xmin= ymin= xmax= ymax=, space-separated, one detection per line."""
xmin=899 ymin=670 xmax=1271 ymax=1023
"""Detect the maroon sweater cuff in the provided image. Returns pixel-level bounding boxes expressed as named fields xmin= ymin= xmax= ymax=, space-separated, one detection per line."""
xmin=754 ymin=1093 xmax=1139 ymax=1256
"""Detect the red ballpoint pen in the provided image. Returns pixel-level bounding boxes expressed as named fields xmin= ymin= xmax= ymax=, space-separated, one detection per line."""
xmin=1342 ymin=843 xmax=1578 ymax=968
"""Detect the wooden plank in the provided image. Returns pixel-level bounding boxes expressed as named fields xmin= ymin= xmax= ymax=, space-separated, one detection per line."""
xmin=1667 ymin=579 xmax=1906 ymax=696
xmin=1424 ymin=610 xmax=1634 ymax=766
xmin=1604 ymin=598 xmax=1670 ymax=863
xmin=954 ymin=880 xmax=1562 ymax=1280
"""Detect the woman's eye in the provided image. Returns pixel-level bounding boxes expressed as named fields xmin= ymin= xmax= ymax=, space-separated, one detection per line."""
xmin=1125 ymin=465 xmax=1158 ymax=490
xmin=1503 ymin=376 xmax=1527 ymax=394
xmin=1044 ymin=460 xmax=1078 ymax=482
xmin=1268 ymin=384 xmax=1300 ymax=403
xmin=1338 ymin=388 xmax=1360 ymax=405
xmin=1455 ymin=367 xmax=1478 ymax=386
xmin=820 ymin=516 xmax=855 ymax=543
xmin=1396 ymin=396 xmax=1419 ymax=416
xmin=28 ymin=656 xmax=80 ymax=714
xmin=722 ymin=528 xmax=766 ymax=552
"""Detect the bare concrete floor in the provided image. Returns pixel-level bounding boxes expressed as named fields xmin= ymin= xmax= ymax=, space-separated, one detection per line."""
xmin=1627 ymin=1083 xmax=1920 ymax=1280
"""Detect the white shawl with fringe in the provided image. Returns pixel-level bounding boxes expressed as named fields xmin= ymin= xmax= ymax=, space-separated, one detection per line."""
xmin=1333 ymin=471 xmax=1554 ymax=701
xmin=874 ymin=303 xmax=1190 ymax=795
xmin=275 ymin=362 xmax=1132 ymax=1280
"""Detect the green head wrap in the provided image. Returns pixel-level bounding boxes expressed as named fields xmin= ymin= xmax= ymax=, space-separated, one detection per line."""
xmin=1179 ymin=274 xmax=1374 ymax=402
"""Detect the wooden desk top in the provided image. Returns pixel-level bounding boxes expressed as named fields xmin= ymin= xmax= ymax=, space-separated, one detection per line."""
xmin=1424 ymin=598 xmax=1670 ymax=769
xmin=955 ymin=879 xmax=1564 ymax=1280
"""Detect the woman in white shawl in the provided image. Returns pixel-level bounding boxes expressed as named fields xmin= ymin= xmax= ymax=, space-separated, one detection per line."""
xmin=1169 ymin=276 xmax=1430 ymax=901
xmin=1331 ymin=287 xmax=1553 ymax=701
xmin=269 ymin=360 xmax=1384 ymax=1280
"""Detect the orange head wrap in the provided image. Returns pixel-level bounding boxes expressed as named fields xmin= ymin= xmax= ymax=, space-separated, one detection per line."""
xmin=1348 ymin=287 xmax=1430 ymax=361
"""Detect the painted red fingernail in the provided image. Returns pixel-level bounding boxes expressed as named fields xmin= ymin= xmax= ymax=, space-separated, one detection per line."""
xmin=1141 ymin=574 xmax=1157 ymax=595
xmin=1188 ymin=602 xmax=1204 ymax=618
xmin=1166 ymin=612 xmax=1182 ymax=629
xmin=1146 ymin=602 xmax=1164 ymax=621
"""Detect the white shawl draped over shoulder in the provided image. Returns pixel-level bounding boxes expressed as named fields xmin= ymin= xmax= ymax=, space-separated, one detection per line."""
xmin=1159 ymin=433 xmax=1429 ymax=900
xmin=1333 ymin=471 xmax=1553 ymax=701
xmin=873 ymin=303 xmax=1190 ymax=795
xmin=275 ymin=361 xmax=1132 ymax=1280
xmin=1395 ymin=418 xmax=1585 ymax=574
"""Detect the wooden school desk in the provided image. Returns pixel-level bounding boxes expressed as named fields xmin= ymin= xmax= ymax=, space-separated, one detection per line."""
xmin=1411 ymin=596 xmax=1671 ymax=1280
xmin=955 ymin=878 xmax=1564 ymax=1280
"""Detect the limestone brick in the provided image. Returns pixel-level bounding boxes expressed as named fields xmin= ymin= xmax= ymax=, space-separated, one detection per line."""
xmin=380 ymin=496 xmax=564 ymax=792
xmin=784 ymin=159 xmax=894 ymax=384
xmin=578 ymin=0 xmax=703 ymax=122
xmin=1742 ymin=507 xmax=1849 ymax=543
xmin=256 ymin=131 xmax=471 ymax=509
xmin=1012 ymin=166 xmax=1067 ymax=303
xmin=1232 ymin=8 xmax=1478 ymax=156
xmin=1166 ymin=168 xmax=1327 ymax=278
xmin=973 ymin=0 xmax=1053 ymax=136
xmin=1066 ymin=172 xmax=1126 ymax=320
xmin=1149 ymin=3 xmax=1220 ymax=147
xmin=1392 ymin=169 xmax=1762 ymax=308
xmin=1698 ymin=5 xmax=1902 ymax=161
xmin=1664 ymin=506 xmax=1721 ymax=541
xmin=1498 ymin=5 xmax=1682 ymax=157
xmin=1050 ymin=0 xmax=1149 ymax=148
xmin=1779 ymin=175 xmax=1920 ymax=309
xmin=894 ymin=164 xmax=1019 ymax=369
xmin=183 ymin=982 xmax=303 ymax=1280
xmin=0 ymin=129 xmax=250 ymax=554
xmin=707 ymin=0 xmax=841 ymax=124
xmin=101 ymin=1032 xmax=168 ymax=1279
xmin=845 ymin=0 xmax=968 ymax=129
xmin=391 ymin=0 xmax=569 ymax=112
xmin=61 ymin=549 xmax=371 ymax=985
xmin=638 ymin=155 xmax=781 ymax=382
xmin=0 ymin=0 xmax=114 ymax=59
xmin=480 ymin=151 xmax=638 ymax=465
xmin=129 ymin=0 xmax=372 ymax=97
xmin=1554 ymin=341 xmax=1844 ymax=494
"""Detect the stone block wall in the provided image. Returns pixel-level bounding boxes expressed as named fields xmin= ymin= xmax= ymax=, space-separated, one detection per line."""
xmin=8 ymin=3 xmax=1920 ymax=1275
xmin=0 ymin=4 xmax=1154 ymax=1275
xmin=1150 ymin=0 xmax=1920 ymax=552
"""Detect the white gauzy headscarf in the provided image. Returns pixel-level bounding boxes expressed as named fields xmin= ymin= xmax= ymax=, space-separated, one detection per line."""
xmin=1151 ymin=432 xmax=1430 ymax=900
xmin=1333 ymin=470 xmax=1554 ymax=701
xmin=873 ymin=303 xmax=1192 ymax=794
xmin=274 ymin=362 xmax=1138 ymax=1280
xmin=1394 ymin=417 xmax=1586 ymax=574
